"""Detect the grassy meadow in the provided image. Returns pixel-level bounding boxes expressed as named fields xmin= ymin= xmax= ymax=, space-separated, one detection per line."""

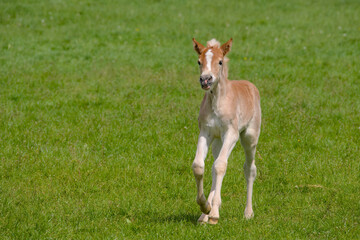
xmin=1 ymin=0 xmax=360 ymax=238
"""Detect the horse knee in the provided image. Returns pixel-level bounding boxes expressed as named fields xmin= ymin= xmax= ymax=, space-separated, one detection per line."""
xmin=192 ymin=161 xmax=204 ymax=178
xmin=214 ymin=160 xmax=227 ymax=175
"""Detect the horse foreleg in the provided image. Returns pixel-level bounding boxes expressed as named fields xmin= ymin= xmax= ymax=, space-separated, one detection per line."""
xmin=208 ymin=128 xmax=239 ymax=224
xmin=192 ymin=130 xmax=212 ymax=215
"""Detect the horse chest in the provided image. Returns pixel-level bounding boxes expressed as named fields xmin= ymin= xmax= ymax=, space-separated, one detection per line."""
xmin=205 ymin=113 xmax=220 ymax=127
xmin=204 ymin=113 xmax=224 ymax=137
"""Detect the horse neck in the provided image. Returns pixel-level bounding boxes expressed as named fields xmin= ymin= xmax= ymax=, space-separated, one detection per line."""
xmin=208 ymin=62 xmax=230 ymax=109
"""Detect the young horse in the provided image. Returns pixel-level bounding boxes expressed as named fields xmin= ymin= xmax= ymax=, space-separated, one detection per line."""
xmin=191 ymin=38 xmax=261 ymax=224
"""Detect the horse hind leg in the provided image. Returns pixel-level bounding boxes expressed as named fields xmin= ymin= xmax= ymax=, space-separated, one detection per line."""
xmin=240 ymin=125 xmax=260 ymax=219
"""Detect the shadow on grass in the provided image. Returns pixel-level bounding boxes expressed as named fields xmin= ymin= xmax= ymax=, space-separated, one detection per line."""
xmin=154 ymin=213 xmax=199 ymax=225
xmin=116 ymin=207 xmax=199 ymax=225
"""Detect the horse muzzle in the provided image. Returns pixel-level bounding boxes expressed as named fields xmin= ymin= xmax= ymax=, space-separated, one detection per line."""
xmin=199 ymin=75 xmax=213 ymax=90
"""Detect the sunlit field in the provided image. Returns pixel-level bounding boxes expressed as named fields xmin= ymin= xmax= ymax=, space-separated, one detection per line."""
xmin=1 ymin=0 xmax=359 ymax=238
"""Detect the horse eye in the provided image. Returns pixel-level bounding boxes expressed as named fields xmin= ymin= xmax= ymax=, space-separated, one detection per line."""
xmin=219 ymin=60 xmax=223 ymax=65
xmin=197 ymin=60 xmax=201 ymax=65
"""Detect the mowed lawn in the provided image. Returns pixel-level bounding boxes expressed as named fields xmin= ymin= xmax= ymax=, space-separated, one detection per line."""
xmin=1 ymin=0 xmax=359 ymax=238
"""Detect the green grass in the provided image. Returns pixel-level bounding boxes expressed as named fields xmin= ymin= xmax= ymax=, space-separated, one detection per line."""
xmin=1 ymin=0 xmax=360 ymax=238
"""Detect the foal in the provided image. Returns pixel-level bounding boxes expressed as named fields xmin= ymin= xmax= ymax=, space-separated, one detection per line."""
xmin=191 ymin=38 xmax=261 ymax=224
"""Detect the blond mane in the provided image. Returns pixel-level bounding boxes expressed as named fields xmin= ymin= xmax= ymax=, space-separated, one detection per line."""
xmin=206 ymin=39 xmax=221 ymax=48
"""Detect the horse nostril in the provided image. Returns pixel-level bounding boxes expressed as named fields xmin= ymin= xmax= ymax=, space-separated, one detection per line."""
xmin=200 ymin=75 xmax=212 ymax=82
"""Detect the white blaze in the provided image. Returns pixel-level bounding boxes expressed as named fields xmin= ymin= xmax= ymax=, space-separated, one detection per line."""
xmin=205 ymin=49 xmax=213 ymax=71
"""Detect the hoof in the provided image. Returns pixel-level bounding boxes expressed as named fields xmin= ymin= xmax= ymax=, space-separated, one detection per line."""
xmin=208 ymin=217 xmax=219 ymax=225
xmin=244 ymin=211 xmax=254 ymax=220
xmin=200 ymin=202 xmax=211 ymax=214
xmin=197 ymin=213 xmax=208 ymax=224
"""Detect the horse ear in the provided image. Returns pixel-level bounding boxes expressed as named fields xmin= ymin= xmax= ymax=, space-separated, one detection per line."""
xmin=220 ymin=38 xmax=233 ymax=56
xmin=192 ymin=38 xmax=205 ymax=55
